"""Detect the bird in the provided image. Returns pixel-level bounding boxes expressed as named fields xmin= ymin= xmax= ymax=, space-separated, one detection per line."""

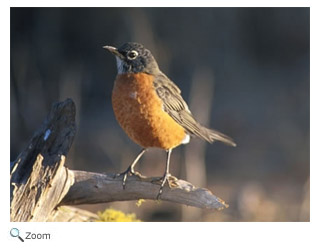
xmin=103 ymin=42 xmax=236 ymax=199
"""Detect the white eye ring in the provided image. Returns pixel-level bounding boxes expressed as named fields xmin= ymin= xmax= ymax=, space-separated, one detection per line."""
xmin=127 ymin=50 xmax=139 ymax=60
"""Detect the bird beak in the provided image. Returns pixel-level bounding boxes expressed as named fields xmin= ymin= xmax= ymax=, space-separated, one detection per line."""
xmin=103 ymin=45 xmax=124 ymax=59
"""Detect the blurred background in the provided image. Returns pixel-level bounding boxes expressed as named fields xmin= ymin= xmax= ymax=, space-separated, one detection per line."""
xmin=10 ymin=7 xmax=309 ymax=221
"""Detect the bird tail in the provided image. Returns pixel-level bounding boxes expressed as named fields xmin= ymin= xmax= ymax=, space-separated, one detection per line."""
xmin=199 ymin=126 xmax=237 ymax=147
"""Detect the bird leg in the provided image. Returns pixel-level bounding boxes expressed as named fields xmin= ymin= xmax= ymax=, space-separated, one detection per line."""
xmin=156 ymin=149 xmax=173 ymax=200
xmin=116 ymin=148 xmax=147 ymax=189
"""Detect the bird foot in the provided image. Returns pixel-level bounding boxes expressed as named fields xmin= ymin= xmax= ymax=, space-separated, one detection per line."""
xmin=114 ymin=168 xmax=142 ymax=189
xmin=152 ymin=173 xmax=179 ymax=200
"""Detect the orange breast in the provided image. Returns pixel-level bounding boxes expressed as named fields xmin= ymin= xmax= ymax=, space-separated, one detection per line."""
xmin=112 ymin=73 xmax=186 ymax=150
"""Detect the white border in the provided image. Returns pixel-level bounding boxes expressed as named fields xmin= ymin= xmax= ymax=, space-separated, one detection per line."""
xmin=2 ymin=1 xmax=319 ymax=247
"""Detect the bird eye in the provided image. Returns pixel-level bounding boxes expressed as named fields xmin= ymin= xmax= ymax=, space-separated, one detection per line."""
xmin=127 ymin=50 xmax=139 ymax=60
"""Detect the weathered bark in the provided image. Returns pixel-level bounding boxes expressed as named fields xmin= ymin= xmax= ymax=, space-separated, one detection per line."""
xmin=61 ymin=170 xmax=228 ymax=210
xmin=10 ymin=99 xmax=228 ymax=222
xmin=10 ymin=99 xmax=76 ymax=221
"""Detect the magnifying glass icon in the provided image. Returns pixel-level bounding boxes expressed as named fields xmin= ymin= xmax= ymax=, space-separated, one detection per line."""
xmin=10 ymin=228 xmax=24 ymax=242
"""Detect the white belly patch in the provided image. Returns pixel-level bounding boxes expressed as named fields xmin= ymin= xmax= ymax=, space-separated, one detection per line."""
xmin=181 ymin=134 xmax=190 ymax=144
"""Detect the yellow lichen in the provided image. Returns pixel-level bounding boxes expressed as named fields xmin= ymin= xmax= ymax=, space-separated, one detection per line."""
xmin=96 ymin=208 xmax=141 ymax=222
xmin=136 ymin=199 xmax=145 ymax=207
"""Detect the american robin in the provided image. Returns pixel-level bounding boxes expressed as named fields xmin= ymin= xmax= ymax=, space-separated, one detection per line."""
xmin=104 ymin=42 xmax=236 ymax=199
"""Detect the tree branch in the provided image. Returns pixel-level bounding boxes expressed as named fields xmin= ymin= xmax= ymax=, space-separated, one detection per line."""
xmin=61 ymin=170 xmax=228 ymax=210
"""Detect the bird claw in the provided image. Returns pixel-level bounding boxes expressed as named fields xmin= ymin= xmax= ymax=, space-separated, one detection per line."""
xmin=114 ymin=168 xmax=141 ymax=189
xmin=152 ymin=173 xmax=178 ymax=200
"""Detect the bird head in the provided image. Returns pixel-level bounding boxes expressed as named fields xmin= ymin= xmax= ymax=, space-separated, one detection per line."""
xmin=103 ymin=42 xmax=159 ymax=74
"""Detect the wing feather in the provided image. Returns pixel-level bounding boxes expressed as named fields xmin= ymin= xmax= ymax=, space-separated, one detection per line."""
xmin=153 ymin=72 xmax=236 ymax=147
